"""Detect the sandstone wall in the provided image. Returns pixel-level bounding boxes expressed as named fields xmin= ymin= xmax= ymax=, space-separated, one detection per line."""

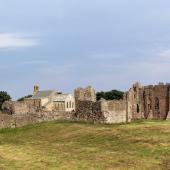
xmin=74 ymin=86 xmax=96 ymax=103
xmin=0 ymin=111 xmax=73 ymax=129
xmin=2 ymin=99 xmax=41 ymax=115
xmin=127 ymin=83 xmax=170 ymax=120
xmin=74 ymin=100 xmax=105 ymax=122
xmin=74 ymin=99 xmax=130 ymax=124
xmin=101 ymin=100 xmax=128 ymax=124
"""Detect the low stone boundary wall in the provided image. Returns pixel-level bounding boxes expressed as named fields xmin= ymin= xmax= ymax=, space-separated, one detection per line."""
xmin=0 ymin=111 xmax=73 ymax=129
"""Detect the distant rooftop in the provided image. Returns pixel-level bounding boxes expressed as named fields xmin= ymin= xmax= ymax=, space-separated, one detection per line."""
xmin=54 ymin=94 xmax=73 ymax=102
xmin=32 ymin=90 xmax=55 ymax=99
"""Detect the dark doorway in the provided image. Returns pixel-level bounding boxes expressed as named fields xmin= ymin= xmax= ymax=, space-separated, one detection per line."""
xmin=137 ymin=104 xmax=140 ymax=113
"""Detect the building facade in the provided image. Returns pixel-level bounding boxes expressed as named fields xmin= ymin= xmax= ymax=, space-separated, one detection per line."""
xmin=32 ymin=85 xmax=75 ymax=112
xmin=126 ymin=82 xmax=170 ymax=120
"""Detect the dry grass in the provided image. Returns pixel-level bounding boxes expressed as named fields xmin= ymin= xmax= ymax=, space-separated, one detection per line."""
xmin=0 ymin=120 xmax=170 ymax=170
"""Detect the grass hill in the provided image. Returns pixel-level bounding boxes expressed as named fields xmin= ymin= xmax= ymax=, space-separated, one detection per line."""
xmin=0 ymin=120 xmax=170 ymax=170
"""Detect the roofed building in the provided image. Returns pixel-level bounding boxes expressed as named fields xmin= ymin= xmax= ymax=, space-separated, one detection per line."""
xmin=32 ymin=85 xmax=75 ymax=112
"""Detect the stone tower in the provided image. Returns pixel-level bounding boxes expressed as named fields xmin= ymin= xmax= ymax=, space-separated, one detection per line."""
xmin=74 ymin=86 xmax=96 ymax=102
xmin=74 ymin=86 xmax=96 ymax=112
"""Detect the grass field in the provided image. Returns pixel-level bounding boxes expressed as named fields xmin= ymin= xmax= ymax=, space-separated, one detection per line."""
xmin=0 ymin=120 xmax=170 ymax=170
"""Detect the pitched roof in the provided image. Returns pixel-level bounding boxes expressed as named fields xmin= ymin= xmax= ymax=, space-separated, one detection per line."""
xmin=32 ymin=90 xmax=55 ymax=99
xmin=54 ymin=94 xmax=72 ymax=102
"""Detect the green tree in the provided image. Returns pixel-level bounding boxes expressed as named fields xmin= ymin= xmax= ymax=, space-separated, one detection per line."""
xmin=0 ymin=91 xmax=11 ymax=109
xmin=17 ymin=95 xmax=33 ymax=101
xmin=96 ymin=90 xmax=124 ymax=101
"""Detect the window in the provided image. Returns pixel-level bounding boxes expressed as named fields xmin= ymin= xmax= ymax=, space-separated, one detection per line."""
xmin=67 ymin=102 xmax=69 ymax=108
xmin=155 ymin=97 xmax=159 ymax=111
xmin=137 ymin=104 xmax=140 ymax=113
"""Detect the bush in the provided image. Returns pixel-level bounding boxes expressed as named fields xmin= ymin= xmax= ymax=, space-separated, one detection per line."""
xmin=0 ymin=91 xmax=11 ymax=109
xmin=96 ymin=90 xmax=124 ymax=101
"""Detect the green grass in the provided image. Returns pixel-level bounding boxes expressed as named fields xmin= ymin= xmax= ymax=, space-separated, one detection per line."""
xmin=0 ymin=120 xmax=170 ymax=170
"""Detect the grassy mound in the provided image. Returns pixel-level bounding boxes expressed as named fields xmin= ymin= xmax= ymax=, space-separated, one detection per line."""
xmin=0 ymin=120 xmax=170 ymax=170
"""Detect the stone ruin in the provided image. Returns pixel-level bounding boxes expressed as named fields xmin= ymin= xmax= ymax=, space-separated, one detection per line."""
xmin=1 ymin=82 xmax=170 ymax=128
xmin=2 ymin=99 xmax=41 ymax=115
xmin=74 ymin=86 xmax=132 ymax=123
xmin=126 ymin=82 xmax=170 ymax=120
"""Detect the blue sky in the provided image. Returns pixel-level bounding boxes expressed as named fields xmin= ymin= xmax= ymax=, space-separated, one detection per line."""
xmin=1 ymin=0 xmax=170 ymax=99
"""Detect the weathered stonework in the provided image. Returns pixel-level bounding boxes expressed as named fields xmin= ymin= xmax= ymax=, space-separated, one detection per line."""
xmin=1 ymin=82 xmax=170 ymax=129
xmin=74 ymin=86 xmax=96 ymax=102
xmin=127 ymin=82 xmax=170 ymax=120
xmin=74 ymin=86 xmax=130 ymax=124
xmin=0 ymin=111 xmax=73 ymax=128
xmin=2 ymin=99 xmax=41 ymax=115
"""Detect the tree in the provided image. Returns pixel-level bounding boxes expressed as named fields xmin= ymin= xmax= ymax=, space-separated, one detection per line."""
xmin=0 ymin=91 xmax=11 ymax=109
xmin=17 ymin=95 xmax=33 ymax=101
xmin=96 ymin=90 xmax=124 ymax=101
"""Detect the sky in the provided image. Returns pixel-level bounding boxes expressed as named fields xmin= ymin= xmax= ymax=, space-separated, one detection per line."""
xmin=1 ymin=0 xmax=170 ymax=99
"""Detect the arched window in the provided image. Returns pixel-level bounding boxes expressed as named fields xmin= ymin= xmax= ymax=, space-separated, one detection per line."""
xmin=155 ymin=97 xmax=159 ymax=111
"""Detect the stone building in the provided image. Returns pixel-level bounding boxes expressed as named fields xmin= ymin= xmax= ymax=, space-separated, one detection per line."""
xmin=32 ymin=88 xmax=56 ymax=111
xmin=53 ymin=94 xmax=75 ymax=112
xmin=74 ymin=86 xmax=131 ymax=123
xmin=2 ymin=82 xmax=170 ymax=128
xmin=32 ymin=85 xmax=75 ymax=112
xmin=126 ymin=82 xmax=170 ymax=120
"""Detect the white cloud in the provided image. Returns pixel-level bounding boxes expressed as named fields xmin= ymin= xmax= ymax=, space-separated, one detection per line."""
xmin=0 ymin=33 xmax=38 ymax=48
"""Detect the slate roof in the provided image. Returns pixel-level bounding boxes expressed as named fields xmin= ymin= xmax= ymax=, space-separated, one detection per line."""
xmin=54 ymin=94 xmax=71 ymax=102
xmin=32 ymin=90 xmax=55 ymax=99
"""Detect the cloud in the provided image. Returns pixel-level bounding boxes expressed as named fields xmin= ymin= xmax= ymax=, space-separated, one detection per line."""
xmin=0 ymin=33 xmax=38 ymax=48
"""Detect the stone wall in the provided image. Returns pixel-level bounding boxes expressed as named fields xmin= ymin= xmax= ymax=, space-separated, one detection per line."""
xmin=0 ymin=111 xmax=73 ymax=129
xmin=2 ymin=99 xmax=41 ymax=115
xmin=100 ymin=99 xmax=129 ymax=124
xmin=74 ymin=98 xmax=130 ymax=124
xmin=127 ymin=82 xmax=170 ymax=120
xmin=74 ymin=86 xmax=132 ymax=124
xmin=74 ymin=100 xmax=105 ymax=122
xmin=74 ymin=86 xmax=96 ymax=103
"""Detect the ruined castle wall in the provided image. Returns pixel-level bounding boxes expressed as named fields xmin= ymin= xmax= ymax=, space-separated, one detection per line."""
xmin=152 ymin=85 xmax=169 ymax=119
xmin=74 ymin=100 xmax=105 ymax=122
xmin=127 ymin=83 xmax=170 ymax=120
xmin=74 ymin=99 xmax=129 ymax=124
xmin=142 ymin=85 xmax=170 ymax=120
xmin=0 ymin=114 xmax=35 ymax=128
xmin=2 ymin=99 xmax=41 ymax=115
xmin=74 ymin=86 xmax=130 ymax=124
xmin=127 ymin=83 xmax=145 ymax=120
xmin=101 ymin=100 xmax=128 ymax=123
xmin=74 ymin=86 xmax=96 ymax=109
xmin=0 ymin=111 xmax=73 ymax=129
